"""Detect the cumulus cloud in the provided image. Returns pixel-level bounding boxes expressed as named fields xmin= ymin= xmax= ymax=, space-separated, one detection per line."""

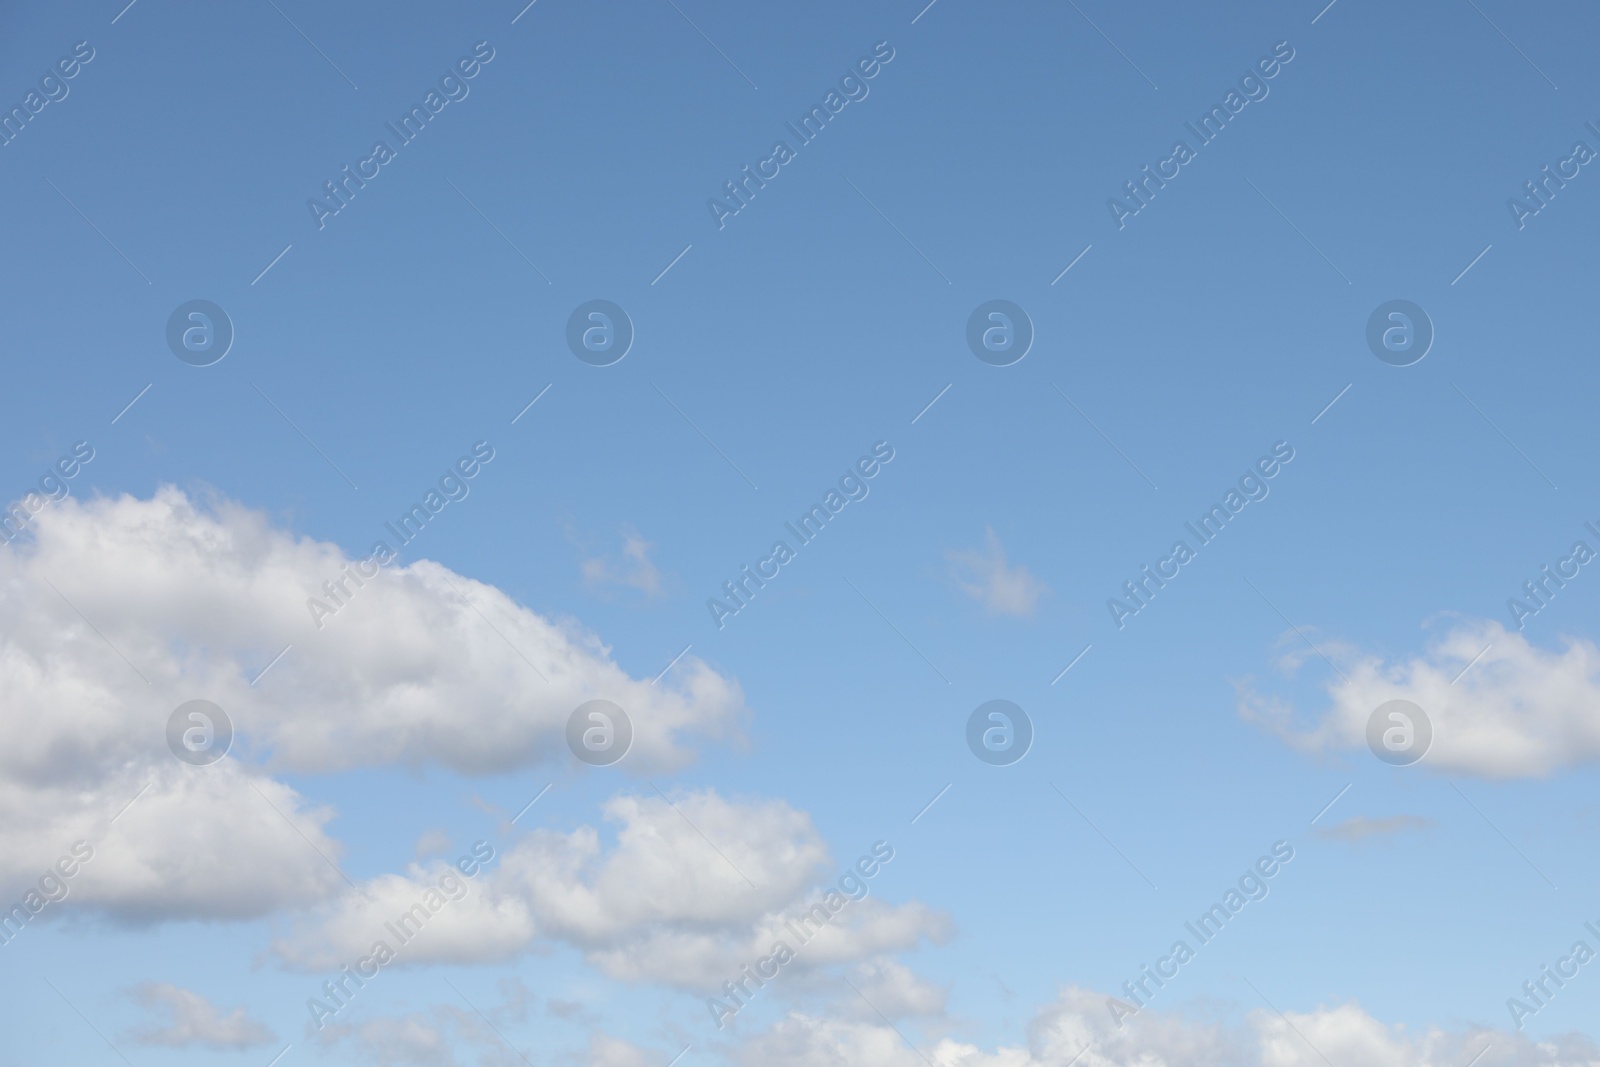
xmin=843 ymin=959 xmax=948 ymax=1019
xmin=0 ymin=488 xmax=744 ymax=919
xmin=127 ymin=983 xmax=274 ymax=1049
xmin=1245 ymin=1000 xmax=1597 ymax=1067
xmin=730 ymin=1013 xmax=1028 ymax=1067
xmin=312 ymin=1001 xmax=1596 ymax=1067
xmin=272 ymin=789 xmax=949 ymax=989
xmin=274 ymin=854 xmax=535 ymax=970
xmin=731 ymin=987 xmax=1600 ymax=1067
xmin=1238 ymin=618 xmax=1600 ymax=778
xmin=7 ymin=760 xmax=344 ymax=920
xmin=1028 ymin=986 xmax=1236 ymax=1067
xmin=947 ymin=529 xmax=1046 ymax=618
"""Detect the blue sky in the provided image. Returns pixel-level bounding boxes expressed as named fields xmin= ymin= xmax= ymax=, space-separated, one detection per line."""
xmin=3 ymin=1 xmax=1600 ymax=1065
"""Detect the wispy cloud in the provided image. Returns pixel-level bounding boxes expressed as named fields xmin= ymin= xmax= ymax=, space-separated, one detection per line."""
xmin=581 ymin=525 xmax=664 ymax=597
xmin=1315 ymin=815 xmax=1434 ymax=843
xmin=127 ymin=984 xmax=274 ymax=1049
xmin=947 ymin=527 xmax=1046 ymax=617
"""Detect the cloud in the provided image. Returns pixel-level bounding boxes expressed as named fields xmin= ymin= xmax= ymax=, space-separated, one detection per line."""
xmin=127 ymin=983 xmax=274 ymax=1049
xmin=272 ymin=789 xmax=949 ymax=990
xmin=1244 ymin=1000 xmax=1597 ymax=1067
xmin=413 ymin=829 xmax=453 ymax=859
xmin=308 ymin=985 xmax=585 ymax=1067
xmin=729 ymin=1013 xmax=1029 ymax=1067
xmin=580 ymin=525 xmax=665 ymax=597
xmin=0 ymin=488 xmax=744 ymax=920
xmin=272 ymin=851 xmax=536 ymax=970
xmin=947 ymin=529 xmax=1046 ymax=618
xmin=8 ymin=761 xmax=345 ymax=921
xmin=1314 ymin=815 xmax=1433 ymax=843
xmin=843 ymin=959 xmax=948 ymax=1019
xmin=586 ymin=1033 xmax=672 ymax=1067
xmin=318 ymin=1012 xmax=457 ymax=1067
xmin=548 ymin=999 xmax=591 ymax=1021
xmin=1028 ymin=986 xmax=1237 ymax=1067
xmin=1238 ymin=618 xmax=1600 ymax=778
xmin=308 ymin=987 xmax=1600 ymax=1067
xmin=730 ymin=986 xmax=1600 ymax=1067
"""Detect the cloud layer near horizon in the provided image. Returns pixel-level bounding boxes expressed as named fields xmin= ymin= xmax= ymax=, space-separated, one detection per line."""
xmin=726 ymin=986 xmax=1600 ymax=1067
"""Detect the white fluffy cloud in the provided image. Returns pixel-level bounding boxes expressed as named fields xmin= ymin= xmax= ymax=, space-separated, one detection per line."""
xmin=272 ymin=789 xmax=949 ymax=989
xmin=1027 ymin=986 xmax=1234 ymax=1067
xmin=730 ymin=1013 xmax=1029 ymax=1067
xmin=4 ymin=758 xmax=344 ymax=921
xmin=0 ymin=488 xmax=744 ymax=918
xmin=1238 ymin=618 xmax=1600 ymax=778
xmin=731 ymin=987 xmax=1600 ymax=1067
xmin=127 ymin=983 xmax=275 ymax=1049
xmin=1245 ymin=1000 xmax=1597 ymax=1067
xmin=844 ymin=959 xmax=948 ymax=1019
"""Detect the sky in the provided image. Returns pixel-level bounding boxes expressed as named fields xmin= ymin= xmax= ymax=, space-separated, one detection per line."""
xmin=2 ymin=0 xmax=1599 ymax=1064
